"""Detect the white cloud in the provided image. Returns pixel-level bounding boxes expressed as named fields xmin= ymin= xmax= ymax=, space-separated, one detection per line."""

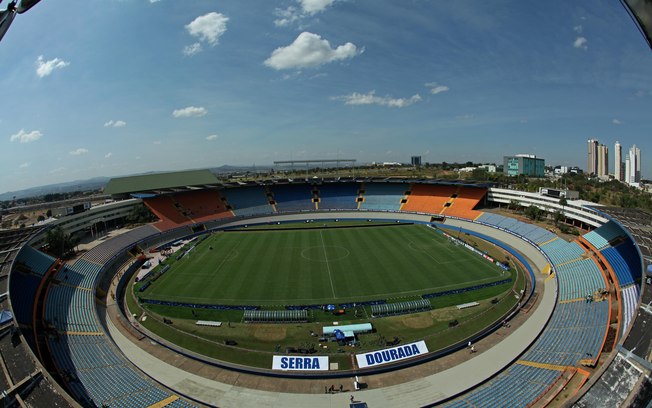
xmin=332 ymin=91 xmax=422 ymax=108
xmin=35 ymin=55 xmax=70 ymax=78
xmin=300 ymin=0 xmax=335 ymax=15
xmin=105 ymin=152 xmax=113 ymax=159
xmin=573 ymin=36 xmax=588 ymax=50
xmin=10 ymin=129 xmax=42 ymax=143
xmin=149 ymin=0 xmax=161 ymax=3
xmin=186 ymin=12 xmax=229 ymax=46
xmin=206 ymin=134 xmax=218 ymax=141
xmin=264 ymin=32 xmax=360 ymax=70
xmin=274 ymin=6 xmax=301 ymax=27
xmin=69 ymin=148 xmax=89 ymax=156
xmin=49 ymin=167 xmax=66 ymax=174
xmin=172 ymin=106 xmax=207 ymax=118
xmin=183 ymin=42 xmax=203 ymax=56
xmin=19 ymin=162 xmax=31 ymax=169
xmin=612 ymin=119 xmax=622 ymax=125
xmin=104 ymin=120 xmax=126 ymax=128
xmin=573 ymin=25 xmax=583 ymax=33
xmin=425 ymin=82 xmax=450 ymax=95
xmin=153 ymin=140 xmax=162 ymax=145
xmin=274 ymin=0 xmax=336 ymax=26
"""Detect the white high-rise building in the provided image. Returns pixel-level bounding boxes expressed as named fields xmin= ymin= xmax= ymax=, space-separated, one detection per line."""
xmin=597 ymin=144 xmax=609 ymax=178
xmin=614 ymin=141 xmax=622 ymax=181
xmin=626 ymin=144 xmax=641 ymax=186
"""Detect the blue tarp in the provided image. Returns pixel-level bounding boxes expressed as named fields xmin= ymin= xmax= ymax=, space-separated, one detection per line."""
xmin=0 ymin=310 xmax=13 ymax=325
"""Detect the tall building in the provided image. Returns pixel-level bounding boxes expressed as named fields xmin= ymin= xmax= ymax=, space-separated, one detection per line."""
xmin=411 ymin=155 xmax=422 ymax=167
xmin=587 ymin=139 xmax=599 ymax=175
xmin=597 ymin=143 xmax=609 ymax=178
xmin=614 ymin=141 xmax=622 ymax=181
xmin=626 ymin=144 xmax=642 ymax=186
xmin=503 ymin=154 xmax=545 ymax=177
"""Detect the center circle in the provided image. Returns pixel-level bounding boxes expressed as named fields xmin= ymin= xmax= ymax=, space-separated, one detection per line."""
xmin=301 ymin=245 xmax=350 ymax=262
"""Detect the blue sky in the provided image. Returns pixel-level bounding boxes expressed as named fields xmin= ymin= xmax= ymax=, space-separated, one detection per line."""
xmin=1 ymin=0 xmax=652 ymax=193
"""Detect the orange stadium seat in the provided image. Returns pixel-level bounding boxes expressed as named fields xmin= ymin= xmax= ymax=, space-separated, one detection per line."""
xmin=401 ymin=184 xmax=457 ymax=214
xmin=144 ymin=190 xmax=234 ymax=231
xmin=443 ymin=186 xmax=487 ymax=220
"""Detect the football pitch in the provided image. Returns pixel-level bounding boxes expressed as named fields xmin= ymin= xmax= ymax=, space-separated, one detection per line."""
xmin=143 ymin=223 xmax=509 ymax=306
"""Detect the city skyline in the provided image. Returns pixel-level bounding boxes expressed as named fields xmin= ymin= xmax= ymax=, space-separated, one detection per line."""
xmin=2 ymin=0 xmax=652 ymax=194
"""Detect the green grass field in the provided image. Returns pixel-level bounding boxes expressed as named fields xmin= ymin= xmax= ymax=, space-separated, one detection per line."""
xmin=141 ymin=223 xmax=509 ymax=306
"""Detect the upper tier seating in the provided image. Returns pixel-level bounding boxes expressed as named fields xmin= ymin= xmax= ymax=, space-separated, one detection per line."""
xmin=583 ymin=221 xmax=625 ymax=250
xmin=358 ymin=183 xmax=406 ymax=211
xmin=13 ymin=245 xmax=55 ymax=276
xmin=401 ymin=184 xmax=457 ymax=214
xmin=221 ymin=186 xmax=272 ymax=217
xmin=600 ymin=244 xmax=640 ymax=287
xmin=317 ymin=183 xmax=359 ymax=210
xmin=270 ymin=184 xmax=316 ymax=212
xmin=8 ymin=270 xmax=41 ymax=324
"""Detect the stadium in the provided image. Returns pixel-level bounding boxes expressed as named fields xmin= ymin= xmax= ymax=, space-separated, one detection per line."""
xmin=1 ymin=170 xmax=651 ymax=407
xmin=3 ymin=1 xmax=652 ymax=407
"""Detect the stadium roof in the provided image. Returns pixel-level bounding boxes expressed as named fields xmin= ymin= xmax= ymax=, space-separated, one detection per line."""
xmin=104 ymin=169 xmax=219 ymax=196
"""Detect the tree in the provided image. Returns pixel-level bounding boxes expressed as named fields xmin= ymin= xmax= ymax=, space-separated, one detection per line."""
xmin=37 ymin=215 xmax=45 ymax=222
xmin=46 ymin=209 xmax=52 ymax=217
xmin=126 ymin=203 xmax=157 ymax=224
xmin=508 ymin=199 xmax=520 ymax=211
xmin=45 ymin=226 xmax=78 ymax=259
xmin=525 ymin=205 xmax=541 ymax=221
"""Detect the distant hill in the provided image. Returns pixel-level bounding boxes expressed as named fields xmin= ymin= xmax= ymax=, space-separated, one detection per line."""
xmin=0 ymin=177 xmax=110 ymax=201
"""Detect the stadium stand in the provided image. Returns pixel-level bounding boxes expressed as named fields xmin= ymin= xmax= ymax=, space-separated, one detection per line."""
xmin=221 ymin=185 xmax=273 ymax=217
xmin=48 ymin=334 xmax=191 ymax=407
xmin=582 ymin=221 xmax=625 ymax=250
xmin=13 ymin=244 xmax=55 ymax=276
xmin=44 ymin=285 xmax=100 ymax=332
xmin=316 ymin=183 xmax=359 ymax=210
xmin=443 ymin=186 xmax=486 ymax=219
xmin=519 ymin=300 xmax=609 ymax=367
xmin=540 ymin=239 xmax=585 ymax=266
xmin=5 ymin=180 xmax=649 ymax=408
xmin=554 ymin=258 xmax=606 ymax=301
xmin=270 ymin=184 xmax=316 ymax=212
xmin=620 ymin=285 xmax=639 ymax=334
xmin=401 ymin=184 xmax=457 ymax=214
xmin=8 ymin=270 xmax=40 ymax=325
xmin=601 ymin=245 xmax=639 ymax=286
xmin=36 ymin=228 xmax=196 ymax=407
xmin=144 ymin=190 xmax=233 ymax=230
xmin=358 ymin=182 xmax=406 ymax=211
xmin=444 ymin=364 xmax=563 ymax=408
xmin=172 ymin=189 xmax=233 ymax=223
xmin=144 ymin=195 xmax=189 ymax=229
